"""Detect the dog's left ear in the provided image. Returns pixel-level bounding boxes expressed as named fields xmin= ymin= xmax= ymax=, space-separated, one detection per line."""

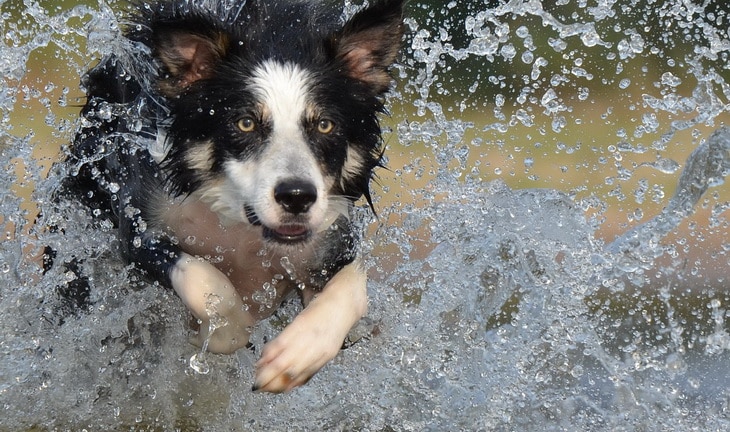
xmin=332 ymin=0 xmax=405 ymax=94
xmin=153 ymin=28 xmax=230 ymax=96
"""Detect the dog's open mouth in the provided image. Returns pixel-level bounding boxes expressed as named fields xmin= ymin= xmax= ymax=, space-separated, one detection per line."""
xmin=245 ymin=206 xmax=311 ymax=243
xmin=263 ymin=223 xmax=311 ymax=243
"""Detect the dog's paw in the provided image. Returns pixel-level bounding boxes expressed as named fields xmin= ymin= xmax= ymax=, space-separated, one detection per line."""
xmin=252 ymin=261 xmax=368 ymax=392
xmin=252 ymin=310 xmax=344 ymax=393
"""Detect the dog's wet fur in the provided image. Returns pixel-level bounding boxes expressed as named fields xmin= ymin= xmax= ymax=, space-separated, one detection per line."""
xmin=57 ymin=0 xmax=404 ymax=393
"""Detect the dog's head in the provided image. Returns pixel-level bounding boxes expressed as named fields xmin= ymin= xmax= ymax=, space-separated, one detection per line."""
xmin=134 ymin=0 xmax=404 ymax=244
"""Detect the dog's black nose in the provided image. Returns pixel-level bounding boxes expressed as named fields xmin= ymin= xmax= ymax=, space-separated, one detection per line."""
xmin=274 ymin=179 xmax=317 ymax=214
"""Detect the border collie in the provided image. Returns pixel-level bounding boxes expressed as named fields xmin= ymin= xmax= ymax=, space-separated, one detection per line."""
xmin=60 ymin=0 xmax=404 ymax=393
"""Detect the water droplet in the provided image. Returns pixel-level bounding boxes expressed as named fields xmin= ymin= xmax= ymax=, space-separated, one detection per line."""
xmin=660 ymin=72 xmax=682 ymax=87
xmin=280 ymin=256 xmax=297 ymax=279
xmin=521 ymin=50 xmax=534 ymax=64
xmin=189 ymin=353 xmax=210 ymax=374
xmin=646 ymin=158 xmax=680 ymax=174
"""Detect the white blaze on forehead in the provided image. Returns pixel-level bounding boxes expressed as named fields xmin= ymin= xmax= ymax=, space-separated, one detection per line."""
xmin=250 ymin=60 xmax=312 ymax=132
xmin=249 ymin=60 xmax=320 ymax=180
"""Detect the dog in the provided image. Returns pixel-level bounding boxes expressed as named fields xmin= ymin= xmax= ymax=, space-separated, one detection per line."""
xmin=58 ymin=0 xmax=404 ymax=393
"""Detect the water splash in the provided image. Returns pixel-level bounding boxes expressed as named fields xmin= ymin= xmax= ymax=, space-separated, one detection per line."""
xmin=1 ymin=0 xmax=729 ymax=430
xmin=607 ymin=127 xmax=730 ymax=256
xmin=188 ymin=293 xmax=232 ymax=375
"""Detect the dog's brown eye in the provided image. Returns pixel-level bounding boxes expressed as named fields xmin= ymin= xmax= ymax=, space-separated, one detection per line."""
xmin=317 ymin=119 xmax=334 ymax=134
xmin=237 ymin=117 xmax=256 ymax=132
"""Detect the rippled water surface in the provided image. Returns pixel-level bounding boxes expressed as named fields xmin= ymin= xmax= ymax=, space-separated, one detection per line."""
xmin=1 ymin=0 xmax=730 ymax=430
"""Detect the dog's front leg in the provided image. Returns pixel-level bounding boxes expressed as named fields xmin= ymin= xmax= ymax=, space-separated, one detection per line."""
xmin=171 ymin=252 xmax=255 ymax=354
xmin=252 ymin=259 xmax=367 ymax=392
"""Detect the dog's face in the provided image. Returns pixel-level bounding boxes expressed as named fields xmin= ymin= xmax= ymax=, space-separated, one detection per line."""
xmin=223 ymin=61 xmax=337 ymax=242
xmin=140 ymin=0 xmax=404 ymax=244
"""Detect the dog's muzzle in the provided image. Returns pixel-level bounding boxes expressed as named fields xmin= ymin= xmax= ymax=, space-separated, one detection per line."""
xmin=245 ymin=205 xmax=261 ymax=226
xmin=274 ymin=179 xmax=317 ymax=215
xmin=246 ymin=179 xmax=318 ymax=244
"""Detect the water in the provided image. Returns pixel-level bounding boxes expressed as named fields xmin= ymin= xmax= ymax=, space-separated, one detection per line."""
xmin=2 ymin=0 xmax=730 ymax=430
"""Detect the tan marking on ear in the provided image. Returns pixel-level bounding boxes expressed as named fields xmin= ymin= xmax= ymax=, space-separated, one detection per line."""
xmin=156 ymin=31 xmax=230 ymax=96
xmin=334 ymin=1 xmax=405 ymax=93
xmin=339 ymin=32 xmax=401 ymax=92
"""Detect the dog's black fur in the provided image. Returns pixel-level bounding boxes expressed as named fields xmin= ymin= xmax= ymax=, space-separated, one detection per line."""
xmin=54 ymin=0 xmax=404 ymax=392
xmin=64 ymin=0 xmax=402 ymax=284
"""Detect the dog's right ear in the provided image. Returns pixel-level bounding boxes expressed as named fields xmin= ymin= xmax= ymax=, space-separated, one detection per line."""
xmin=153 ymin=29 xmax=230 ymax=96
xmin=332 ymin=0 xmax=405 ymax=95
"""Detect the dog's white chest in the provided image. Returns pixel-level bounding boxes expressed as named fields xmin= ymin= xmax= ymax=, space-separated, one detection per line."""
xmin=160 ymin=198 xmax=311 ymax=319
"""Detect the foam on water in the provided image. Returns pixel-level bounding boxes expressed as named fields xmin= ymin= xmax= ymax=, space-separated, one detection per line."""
xmin=2 ymin=0 xmax=730 ymax=430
